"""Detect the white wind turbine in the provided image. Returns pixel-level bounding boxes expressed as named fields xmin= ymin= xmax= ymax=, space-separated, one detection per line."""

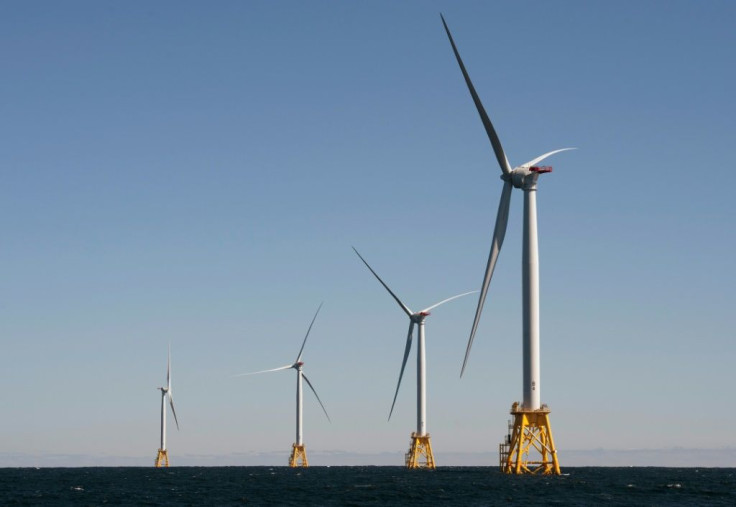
xmin=442 ymin=14 xmax=573 ymax=474
xmin=353 ymin=247 xmax=476 ymax=468
xmin=154 ymin=344 xmax=179 ymax=467
xmin=234 ymin=303 xmax=330 ymax=467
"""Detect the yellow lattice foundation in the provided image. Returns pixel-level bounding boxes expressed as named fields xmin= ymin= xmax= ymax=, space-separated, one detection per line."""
xmin=289 ymin=444 xmax=308 ymax=467
xmin=405 ymin=432 xmax=436 ymax=469
xmin=154 ymin=449 xmax=169 ymax=468
xmin=502 ymin=402 xmax=560 ymax=475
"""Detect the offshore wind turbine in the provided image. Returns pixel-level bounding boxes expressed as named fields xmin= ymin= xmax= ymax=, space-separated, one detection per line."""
xmin=154 ymin=344 xmax=179 ymax=468
xmin=234 ymin=303 xmax=330 ymax=467
xmin=353 ymin=247 xmax=476 ymax=469
xmin=442 ymin=14 xmax=574 ymax=475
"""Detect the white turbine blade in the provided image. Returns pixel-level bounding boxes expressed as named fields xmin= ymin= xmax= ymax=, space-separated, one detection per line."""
xmin=353 ymin=247 xmax=413 ymax=317
xmin=519 ymin=148 xmax=576 ymax=169
xmin=420 ymin=290 xmax=478 ymax=314
xmin=388 ymin=321 xmax=414 ymax=421
xmin=441 ymin=14 xmax=512 ymax=175
xmin=232 ymin=364 xmax=293 ymax=377
xmin=169 ymin=393 xmax=180 ymax=430
xmin=301 ymin=373 xmax=331 ymax=422
xmin=167 ymin=344 xmax=171 ymax=392
xmin=462 ymin=179 xmax=513 ymax=377
xmin=296 ymin=302 xmax=323 ymax=363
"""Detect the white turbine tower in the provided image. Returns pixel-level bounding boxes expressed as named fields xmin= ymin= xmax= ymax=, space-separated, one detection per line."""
xmin=154 ymin=344 xmax=179 ymax=468
xmin=234 ymin=303 xmax=330 ymax=467
xmin=442 ymin=14 xmax=574 ymax=475
xmin=353 ymin=247 xmax=476 ymax=469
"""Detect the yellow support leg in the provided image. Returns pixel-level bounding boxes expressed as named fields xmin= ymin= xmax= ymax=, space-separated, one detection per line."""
xmin=502 ymin=402 xmax=560 ymax=475
xmin=154 ymin=449 xmax=169 ymax=468
xmin=289 ymin=443 xmax=308 ymax=467
xmin=405 ymin=432 xmax=436 ymax=469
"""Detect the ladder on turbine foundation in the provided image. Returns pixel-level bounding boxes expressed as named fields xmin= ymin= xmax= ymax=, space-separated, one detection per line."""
xmin=498 ymin=419 xmax=512 ymax=468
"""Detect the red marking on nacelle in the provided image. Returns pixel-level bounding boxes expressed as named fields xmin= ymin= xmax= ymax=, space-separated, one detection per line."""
xmin=296 ymin=361 xmax=304 ymax=367
xmin=530 ymin=166 xmax=553 ymax=173
xmin=420 ymin=311 xmax=431 ymax=317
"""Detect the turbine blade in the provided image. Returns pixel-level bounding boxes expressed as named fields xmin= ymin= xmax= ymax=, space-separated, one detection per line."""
xmin=353 ymin=247 xmax=413 ymax=317
xmin=388 ymin=321 xmax=414 ymax=421
xmin=167 ymin=343 xmax=171 ymax=392
xmin=296 ymin=302 xmax=323 ymax=363
xmin=462 ymin=179 xmax=513 ymax=377
xmin=302 ymin=373 xmax=331 ymax=422
xmin=232 ymin=364 xmax=293 ymax=377
xmin=168 ymin=394 xmax=180 ymax=430
xmin=421 ymin=290 xmax=478 ymax=314
xmin=441 ymin=14 xmax=512 ymax=175
xmin=519 ymin=148 xmax=576 ymax=168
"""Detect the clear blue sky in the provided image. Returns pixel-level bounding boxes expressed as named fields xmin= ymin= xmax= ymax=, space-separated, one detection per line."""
xmin=1 ymin=0 xmax=735 ymax=466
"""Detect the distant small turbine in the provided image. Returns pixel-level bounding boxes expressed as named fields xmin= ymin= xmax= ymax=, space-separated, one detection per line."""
xmin=353 ymin=247 xmax=476 ymax=469
xmin=154 ymin=344 xmax=179 ymax=468
xmin=234 ymin=303 xmax=330 ymax=467
xmin=442 ymin=13 xmax=574 ymax=475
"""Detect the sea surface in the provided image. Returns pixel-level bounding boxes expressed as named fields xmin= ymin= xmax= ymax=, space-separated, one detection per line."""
xmin=1 ymin=466 xmax=734 ymax=506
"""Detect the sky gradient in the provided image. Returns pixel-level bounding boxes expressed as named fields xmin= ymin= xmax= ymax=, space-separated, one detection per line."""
xmin=1 ymin=1 xmax=735 ymax=467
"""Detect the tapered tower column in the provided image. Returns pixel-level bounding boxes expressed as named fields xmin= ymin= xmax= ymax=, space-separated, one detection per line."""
xmin=296 ymin=370 xmax=303 ymax=445
xmin=416 ymin=319 xmax=427 ymax=436
xmin=522 ymin=188 xmax=541 ymax=410
xmin=161 ymin=392 xmax=167 ymax=450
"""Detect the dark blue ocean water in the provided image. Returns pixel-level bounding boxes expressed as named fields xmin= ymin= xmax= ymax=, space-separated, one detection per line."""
xmin=1 ymin=467 xmax=734 ymax=506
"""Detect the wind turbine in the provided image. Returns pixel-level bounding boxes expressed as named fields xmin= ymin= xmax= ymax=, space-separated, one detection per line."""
xmin=442 ymin=14 xmax=573 ymax=475
xmin=154 ymin=344 xmax=179 ymax=468
xmin=353 ymin=247 xmax=476 ymax=469
xmin=234 ymin=303 xmax=330 ymax=467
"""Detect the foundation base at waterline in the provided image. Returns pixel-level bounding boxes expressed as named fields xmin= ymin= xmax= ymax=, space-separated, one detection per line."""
xmin=404 ymin=432 xmax=436 ymax=469
xmin=154 ymin=449 xmax=169 ymax=468
xmin=500 ymin=402 xmax=560 ymax=475
xmin=289 ymin=444 xmax=308 ymax=467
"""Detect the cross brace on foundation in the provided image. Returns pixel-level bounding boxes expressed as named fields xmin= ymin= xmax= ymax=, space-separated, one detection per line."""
xmin=405 ymin=432 xmax=436 ymax=469
xmin=289 ymin=443 xmax=308 ymax=467
xmin=501 ymin=402 xmax=560 ymax=475
xmin=154 ymin=449 xmax=169 ymax=468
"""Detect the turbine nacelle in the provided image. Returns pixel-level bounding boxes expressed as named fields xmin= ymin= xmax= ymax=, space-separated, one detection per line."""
xmin=293 ymin=361 xmax=305 ymax=370
xmin=410 ymin=311 xmax=431 ymax=323
xmin=507 ymin=165 xmax=553 ymax=191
